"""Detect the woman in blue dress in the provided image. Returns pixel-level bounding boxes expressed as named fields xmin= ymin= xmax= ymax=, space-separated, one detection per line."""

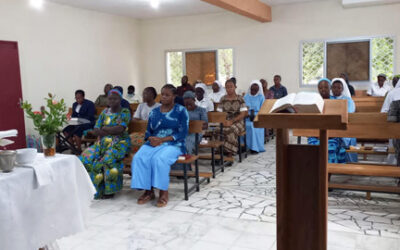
xmin=331 ymin=78 xmax=357 ymax=162
xmin=131 ymin=84 xmax=189 ymax=207
xmin=244 ymin=80 xmax=265 ymax=154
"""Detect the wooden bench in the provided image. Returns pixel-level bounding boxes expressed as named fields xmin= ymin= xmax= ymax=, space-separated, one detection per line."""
xmin=293 ymin=112 xmax=400 ymax=196
xmin=353 ymin=97 xmax=384 ymax=113
xmin=328 ymin=163 xmax=400 ymax=194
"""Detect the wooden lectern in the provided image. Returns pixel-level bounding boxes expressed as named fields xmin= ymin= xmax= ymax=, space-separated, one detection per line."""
xmin=254 ymin=99 xmax=348 ymax=250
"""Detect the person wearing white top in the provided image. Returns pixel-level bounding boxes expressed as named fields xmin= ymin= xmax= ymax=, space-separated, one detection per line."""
xmin=195 ymin=83 xmax=214 ymax=112
xmin=209 ymin=80 xmax=226 ymax=103
xmin=381 ymin=75 xmax=400 ymax=113
xmin=367 ymin=74 xmax=393 ymax=97
xmin=126 ymin=85 xmax=142 ymax=103
xmin=133 ymin=87 xmax=160 ymax=120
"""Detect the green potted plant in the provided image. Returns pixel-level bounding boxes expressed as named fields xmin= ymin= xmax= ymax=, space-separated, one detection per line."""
xmin=21 ymin=93 xmax=68 ymax=156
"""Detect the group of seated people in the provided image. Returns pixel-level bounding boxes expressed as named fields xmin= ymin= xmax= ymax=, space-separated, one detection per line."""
xmin=63 ymin=84 xmax=141 ymax=153
xmin=67 ymin=75 xmax=290 ymax=204
xmin=70 ymin=72 xmax=400 ymax=204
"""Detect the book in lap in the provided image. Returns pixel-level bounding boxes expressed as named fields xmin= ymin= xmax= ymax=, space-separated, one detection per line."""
xmin=270 ymin=92 xmax=324 ymax=113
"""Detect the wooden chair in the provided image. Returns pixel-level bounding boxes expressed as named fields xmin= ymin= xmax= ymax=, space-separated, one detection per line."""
xmin=171 ymin=120 xmax=212 ymax=200
xmin=155 ymin=94 xmax=161 ymax=103
xmin=199 ymin=112 xmax=228 ymax=178
xmin=129 ymin=103 xmax=139 ymax=114
xmin=123 ymin=120 xmax=148 ymax=174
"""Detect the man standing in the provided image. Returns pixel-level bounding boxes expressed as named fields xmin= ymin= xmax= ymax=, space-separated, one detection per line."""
xmin=269 ymin=75 xmax=288 ymax=99
xmin=367 ymin=73 xmax=393 ymax=97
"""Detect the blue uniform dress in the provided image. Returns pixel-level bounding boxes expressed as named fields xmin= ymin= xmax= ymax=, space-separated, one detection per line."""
xmin=331 ymin=95 xmax=358 ymax=162
xmin=130 ymin=104 xmax=189 ymax=191
xmin=308 ymin=95 xmax=357 ymax=163
xmin=244 ymin=93 xmax=265 ymax=152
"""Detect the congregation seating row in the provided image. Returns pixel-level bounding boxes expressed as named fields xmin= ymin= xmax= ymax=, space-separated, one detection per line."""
xmin=293 ymin=112 xmax=400 ymax=197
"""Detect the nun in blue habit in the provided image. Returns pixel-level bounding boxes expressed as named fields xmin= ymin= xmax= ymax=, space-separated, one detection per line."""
xmin=244 ymin=80 xmax=266 ymax=153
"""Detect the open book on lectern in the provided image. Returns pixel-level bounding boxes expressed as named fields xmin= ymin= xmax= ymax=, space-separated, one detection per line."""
xmin=269 ymin=92 xmax=324 ymax=113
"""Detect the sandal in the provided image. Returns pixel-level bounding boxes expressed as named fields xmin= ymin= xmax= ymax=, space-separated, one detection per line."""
xmin=156 ymin=190 xmax=168 ymax=208
xmin=137 ymin=191 xmax=155 ymax=205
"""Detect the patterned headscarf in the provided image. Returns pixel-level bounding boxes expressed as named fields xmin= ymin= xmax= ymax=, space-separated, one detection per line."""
xmin=108 ymin=89 xmax=122 ymax=98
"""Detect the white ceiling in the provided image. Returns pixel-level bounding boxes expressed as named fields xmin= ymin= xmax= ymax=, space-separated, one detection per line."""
xmin=47 ymin=0 xmax=329 ymax=20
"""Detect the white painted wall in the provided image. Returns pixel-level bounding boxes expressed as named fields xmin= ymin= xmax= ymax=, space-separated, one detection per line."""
xmin=0 ymin=0 xmax=141 ymax=133
xmin=139 ymin=0 xmax=400 ymax=94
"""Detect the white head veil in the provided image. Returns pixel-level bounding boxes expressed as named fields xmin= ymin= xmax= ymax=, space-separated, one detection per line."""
xmin=213 ymin=80 xmax=226 ymax=94
xmin=331 ymin=78 xmax=351 ymax=98
xmin=247 ymin=80 xmax=264 ymax=97
xmin=195 ymin=83 xmax=208 ymax=94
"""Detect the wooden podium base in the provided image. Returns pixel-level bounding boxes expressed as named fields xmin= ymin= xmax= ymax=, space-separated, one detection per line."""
xmin=276 ymin=129 xmax=328 ymax=250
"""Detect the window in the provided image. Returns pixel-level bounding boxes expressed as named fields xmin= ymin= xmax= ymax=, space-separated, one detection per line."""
xmin=166 ymin=48 xmax=234 ymax=86
xmin=300 ymin=36 xmax=395 ymax=86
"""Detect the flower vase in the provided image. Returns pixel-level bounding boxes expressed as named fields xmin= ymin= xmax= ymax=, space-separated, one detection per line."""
xmin=41 ymin=134 xmax=56 ymax=157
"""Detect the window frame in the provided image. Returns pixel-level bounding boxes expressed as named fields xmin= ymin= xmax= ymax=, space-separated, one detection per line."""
xmin=299 ymin=35 xmax=396 ymax=88
xmin=165 ymin=47 xmax=235 ymax=86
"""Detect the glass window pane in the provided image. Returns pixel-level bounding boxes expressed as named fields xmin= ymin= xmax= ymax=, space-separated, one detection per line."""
xmin=167 ymin=51 xmax=183 ymax=87
xmin=301 ymin=41 xmax=324 ymax=85
xmin=218 ymin=49 xmax=233 ymax=82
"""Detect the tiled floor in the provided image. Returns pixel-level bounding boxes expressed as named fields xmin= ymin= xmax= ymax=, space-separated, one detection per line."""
xmin=58 ymin=137 xmax=400 ymax=250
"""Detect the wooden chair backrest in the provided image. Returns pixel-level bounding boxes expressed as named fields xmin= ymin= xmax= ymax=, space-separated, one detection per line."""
xmin=353 ymin=97 xmax=384 ymax=113
xmin=128 ymin=120 xmax=148 ymax=134
xmin=355 ymin=90 xmax=368 ymax=97
xmin=130 ymin=103 xmax=139 ymax=112
xmin=96 ymin=106 xmax=106 ymax=116
xmin=293 ymin=113 xmax=400 ymax=139
xmin=208 ymin=112 xmax=227 ymax=123
xmin=189 ymin=120 xmax=204 ymax=134
xmin=213 ymin=102 xmax=220 ymax=112
xmin=155 ymin=94 xmax=161 ymax=103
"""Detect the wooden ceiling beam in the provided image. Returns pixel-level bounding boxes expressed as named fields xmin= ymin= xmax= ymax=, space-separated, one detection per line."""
xmin=201 ymin=0 xmax=271 ymax=22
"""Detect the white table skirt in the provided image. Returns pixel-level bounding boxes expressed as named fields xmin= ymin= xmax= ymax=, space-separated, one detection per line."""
xmin=0 ymin=154 xmax=96 ymax=250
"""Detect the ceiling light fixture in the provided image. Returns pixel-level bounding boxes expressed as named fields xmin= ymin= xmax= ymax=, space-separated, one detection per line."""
xmin=30 ymin=0 xmax=44 ymax=9
xmin=150 ymin=0 xmax=160 ymax=9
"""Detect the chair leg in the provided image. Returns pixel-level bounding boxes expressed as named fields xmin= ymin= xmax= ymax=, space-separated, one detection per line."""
xmin=220 ymin=145 xmax=224 ymax=172
xmin=211 ymin=148 xmax=216 ymax=178
xmin=183 ymin=163 xmax=188 ymax=201
xmin=195 ymin=161 xmax=200 ymax=192
xmin=244 ymin=133 xmax=248 ymax=158
xmin=238 ymin=136 xmax=242 ymax=163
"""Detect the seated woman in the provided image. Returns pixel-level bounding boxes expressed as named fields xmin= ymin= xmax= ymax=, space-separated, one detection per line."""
xmin=244 ymin=80 xmax=265 ymax=154
xmin=130 ymin=84 xmax=189 ymax=207
xmin=133 ymin=87 xmax=161 ymax=121
xmin=209 ymin=80 xmax=226 ymax=103
xmin=79 ymin=89 xmax=131 ymax=199
xmin=63 ymin=89 xmax=95 ymax=153
xmin=331 ymin=78 xmax=356 ymax=113
xmin=215 ymin=79 xmax=248 ymax=157
xmin=195 ymin=83 xmax=214 ymax=112
xmin=183 ymin=91 xmax=208 ymax=154
xmin=331 ymin=78 xmax=357 ymax=162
